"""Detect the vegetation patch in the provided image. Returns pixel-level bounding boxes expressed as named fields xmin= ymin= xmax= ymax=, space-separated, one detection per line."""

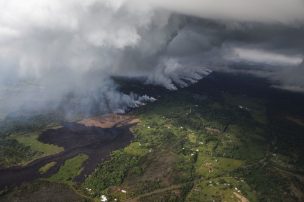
xmin=186 ymin=177 xmax=256 ymax=202
xmin=0 ymin=181 xmax=86 ymax=202
xmin=49 ymin=154 xmax=88 ymax=185
xmin=8 ymin=132 xmax=63 ymax=165
xmin=11 ymin=132 xmax=63 ymax=156
xmin=124 ymin=142 xmax=149 ymax=157
xmin=39 ymin=162 xmax=57 ymax=174
xmin=0 ymin=139 xmax=38 ymax=167
xmin=0 ymin=115 xmax=63 ymax=167
xmin=196 ymin=156 xmax=243 ymax=177
xmin=83 ymin=150 xmax=140 ymax=197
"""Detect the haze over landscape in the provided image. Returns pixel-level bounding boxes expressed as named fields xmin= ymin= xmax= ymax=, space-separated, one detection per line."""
xmin=0 ymin=0 xmax=304 ymax=202
xmin=0 ymin=0 xmax=303 ymax=117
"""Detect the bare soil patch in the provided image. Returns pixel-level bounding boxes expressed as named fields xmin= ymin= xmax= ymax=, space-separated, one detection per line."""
xmin=233 ymin=192 xmax=249 ymax=202
xmin=79 ymin=114 xmax=140 ymax=128
xmin=205 ymin=127 xmax=221 ymax=134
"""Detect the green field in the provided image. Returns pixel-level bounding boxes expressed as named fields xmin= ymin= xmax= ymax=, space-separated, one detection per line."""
xmin=0 ymin=129 xmax=63 ymax=168
xmin=0 ymin=114 xmax=63 ymax=167
xmin=9 ymin=131 xmax=64 ymax=165
xmin=39 ymin=162 xmax=57 ymax=174
xmin=49 ymin=154 xmax=89 ymax=185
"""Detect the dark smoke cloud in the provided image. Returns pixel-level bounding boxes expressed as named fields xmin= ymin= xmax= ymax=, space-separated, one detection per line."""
xmin=168 ymin=19 xmax=304 ymax=92
xmin=146 ymin=0 xmax=304 ymax=24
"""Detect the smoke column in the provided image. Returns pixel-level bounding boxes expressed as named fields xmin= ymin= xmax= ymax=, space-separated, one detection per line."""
xmin=0 ymin=0 xmax=303 ymax=118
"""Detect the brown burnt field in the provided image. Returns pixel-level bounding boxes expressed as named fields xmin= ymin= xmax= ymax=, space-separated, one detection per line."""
xmin=79 ymin=114 xmax=140 ymax=128
xmin=0 ymin=114 xmax=139 ymax=189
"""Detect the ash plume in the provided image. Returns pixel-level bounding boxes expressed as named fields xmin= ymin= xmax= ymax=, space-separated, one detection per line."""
xmin=0 ymin=0 xmax=303 ymax=119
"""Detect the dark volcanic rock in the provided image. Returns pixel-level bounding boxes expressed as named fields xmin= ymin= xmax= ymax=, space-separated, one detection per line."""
xmin=0 ymin=123 xmax=133 ymax=189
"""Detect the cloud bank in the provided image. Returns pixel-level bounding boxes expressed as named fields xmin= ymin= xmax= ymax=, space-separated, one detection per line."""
xmin=0 ymin=0 xmax=303 ymax=118
xmin=168 ymin=20 xmax=304 ymax=92
xmin=147 ymin=0 xmax=304 ymax=24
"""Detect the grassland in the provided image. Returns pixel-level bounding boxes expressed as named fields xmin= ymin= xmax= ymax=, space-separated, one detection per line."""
xmin=0 ymin=139 xmax=38 ymax=168
xmin=7 ymin=131 xmax=63 ymax=166
xmin=49 ymin=154 xmax=89 ymax=185
xmin=0 ymin=113 xmax=63 ymax=167
xmin=39 ymin=162 xmax=57 ymax=174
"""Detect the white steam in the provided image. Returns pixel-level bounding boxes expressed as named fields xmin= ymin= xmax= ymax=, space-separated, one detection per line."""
xmin=0 ymin=0 xmax=304 ymax=119
xmin=0 ymin=0 xmax=209 ymax=117
xmin=226 ymin=48 xmax=303 ymax=66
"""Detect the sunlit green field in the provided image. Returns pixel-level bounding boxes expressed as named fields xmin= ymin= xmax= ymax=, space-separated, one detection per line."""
xmin=39 ymin=162 xmax=57 ymax=174
xmin=49 ymin=154 xmax=89 ymax=185
xmin=7 ymin=131 xmax=63 ymax=166
xmin=0 ymin=116 xmax=63 ymax=168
